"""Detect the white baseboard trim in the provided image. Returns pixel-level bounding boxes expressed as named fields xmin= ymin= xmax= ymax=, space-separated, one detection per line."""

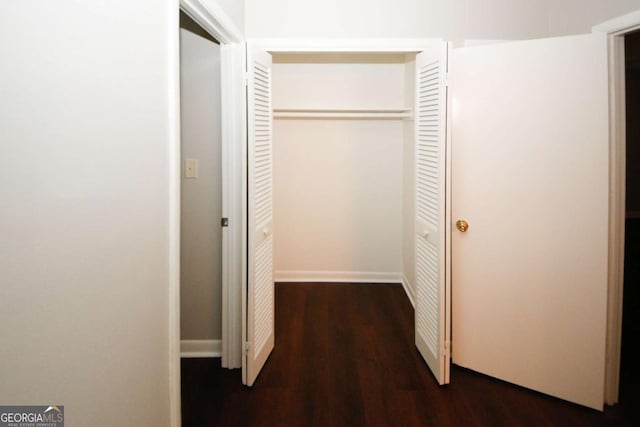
xmin=274 ymin=270 xmax=403 ymax=284
xmin=180 ymin=339 xmax=221 ymax=358
xmin=401 ymin=274 xmax=416 ymax=308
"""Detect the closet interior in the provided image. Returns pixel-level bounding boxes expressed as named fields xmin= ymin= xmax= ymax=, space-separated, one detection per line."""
xmin=270 ymin=52 xmax=420 ymax=289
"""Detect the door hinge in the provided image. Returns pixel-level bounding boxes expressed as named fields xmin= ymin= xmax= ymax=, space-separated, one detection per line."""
xmin=444 ymin=72 xmax=450 ymax=87
xmin=221 ymin=217 xmax=229 ymax=227
xmin=243 ymin=341 xmax=250 ymax=355
xmin=442 ymin=340 xmax=451 ymax=358
xmin=244 ymin=72 xmax=250 ymax=87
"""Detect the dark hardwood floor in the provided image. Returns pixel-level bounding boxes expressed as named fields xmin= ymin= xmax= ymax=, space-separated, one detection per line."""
xmin=182 ymin=283 xmax=639 ymax=426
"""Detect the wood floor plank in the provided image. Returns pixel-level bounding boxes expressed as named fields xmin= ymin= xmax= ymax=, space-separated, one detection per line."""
xmin=182 ymin=282 xmax=638 ymax=426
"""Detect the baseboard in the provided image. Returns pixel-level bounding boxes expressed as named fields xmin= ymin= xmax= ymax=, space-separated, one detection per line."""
xmin=401 ymin=274 xmax=416 ymax=308
xmin=274 ymin=270 xmax=403 ymax=284
xmin=180 ymin=339 xmax=221 ymax=358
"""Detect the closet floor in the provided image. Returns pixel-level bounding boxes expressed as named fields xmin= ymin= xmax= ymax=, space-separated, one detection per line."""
xmin=181 ymin=283 xmax=637 ymax=426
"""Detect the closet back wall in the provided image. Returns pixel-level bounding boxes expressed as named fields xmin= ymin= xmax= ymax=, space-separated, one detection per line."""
xmin=272 ymin=54 xmax=408 ymax=282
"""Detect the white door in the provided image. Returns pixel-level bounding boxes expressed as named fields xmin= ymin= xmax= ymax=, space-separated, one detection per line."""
xmin=414 ymin=43 xmax=451 ymax=385
xmin=243 ymin=45 xmax=274 ymax=386
xmin=451 ymin=33 xmax=609 ymax=410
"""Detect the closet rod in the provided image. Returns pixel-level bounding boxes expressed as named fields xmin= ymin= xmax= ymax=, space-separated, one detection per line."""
xmin=273 ymin=108 xmax=413 ymax=120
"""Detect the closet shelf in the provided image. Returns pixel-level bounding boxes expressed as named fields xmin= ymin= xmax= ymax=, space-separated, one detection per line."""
xmin=273 ymin=108 xmax=413 ymax=120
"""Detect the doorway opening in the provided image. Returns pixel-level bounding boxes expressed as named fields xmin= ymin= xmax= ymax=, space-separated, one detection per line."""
xmin=243 ymin=42 xmax=450 ymax=387
xmin=178 ymin=10 xmax=225 ymax=426
xmin=179 ymin=11 xmax=223 ymax=356
xmin=620 ymin=29 xmax=640 ymax=406
xmin=170 ymin=1 xmax=245 ymax=423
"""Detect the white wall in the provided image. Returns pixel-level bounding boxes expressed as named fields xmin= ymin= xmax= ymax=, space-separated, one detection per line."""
xmin=245 ymin=0 xmax=549 ymax=40
xmin=0 ymin=2 xmax=174 ymax=426
xmin=204 ymin=0 xmax=245 ymax=35
xmin=272 ymin=55 xmax=408 ymax=109
xmin=180 ymin=22 xmax=222 ymax=340
xmin=273 ymin=120 xmax=404 ymax=278
xmin=548 ymin=0 xmax=640 ymax=36
xmin=245 ymin=0 xmax=640 ymax=40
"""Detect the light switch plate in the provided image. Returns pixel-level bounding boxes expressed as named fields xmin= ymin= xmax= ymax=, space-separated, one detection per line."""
xmin=184 ymin=159 xmax=198 ymax=178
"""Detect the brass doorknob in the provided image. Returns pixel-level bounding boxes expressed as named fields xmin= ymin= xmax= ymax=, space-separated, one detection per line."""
xmin=456 ymin=220 xmax=469 ymax=232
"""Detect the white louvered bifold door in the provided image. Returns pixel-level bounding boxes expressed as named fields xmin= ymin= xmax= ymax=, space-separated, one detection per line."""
xmin=414 ymin=43 xmax=450 ymax=385
xmin=243 ymin=45 xmax=274 ymax=387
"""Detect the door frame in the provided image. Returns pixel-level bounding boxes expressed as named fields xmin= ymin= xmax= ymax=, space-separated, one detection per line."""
xmin=593 ymin=8 xmax=640 ymax=406
xmin=171 ymin=1 xmax=244 ymax=425
xmin=248 ymin=38 xmax=443 ymax=53
xmin=243 ymin=38 xmax=450 ymax=385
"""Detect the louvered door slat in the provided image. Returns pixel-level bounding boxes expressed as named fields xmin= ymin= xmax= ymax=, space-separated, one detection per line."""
xmin=414 ymin=44 xmax=450 ymax=386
